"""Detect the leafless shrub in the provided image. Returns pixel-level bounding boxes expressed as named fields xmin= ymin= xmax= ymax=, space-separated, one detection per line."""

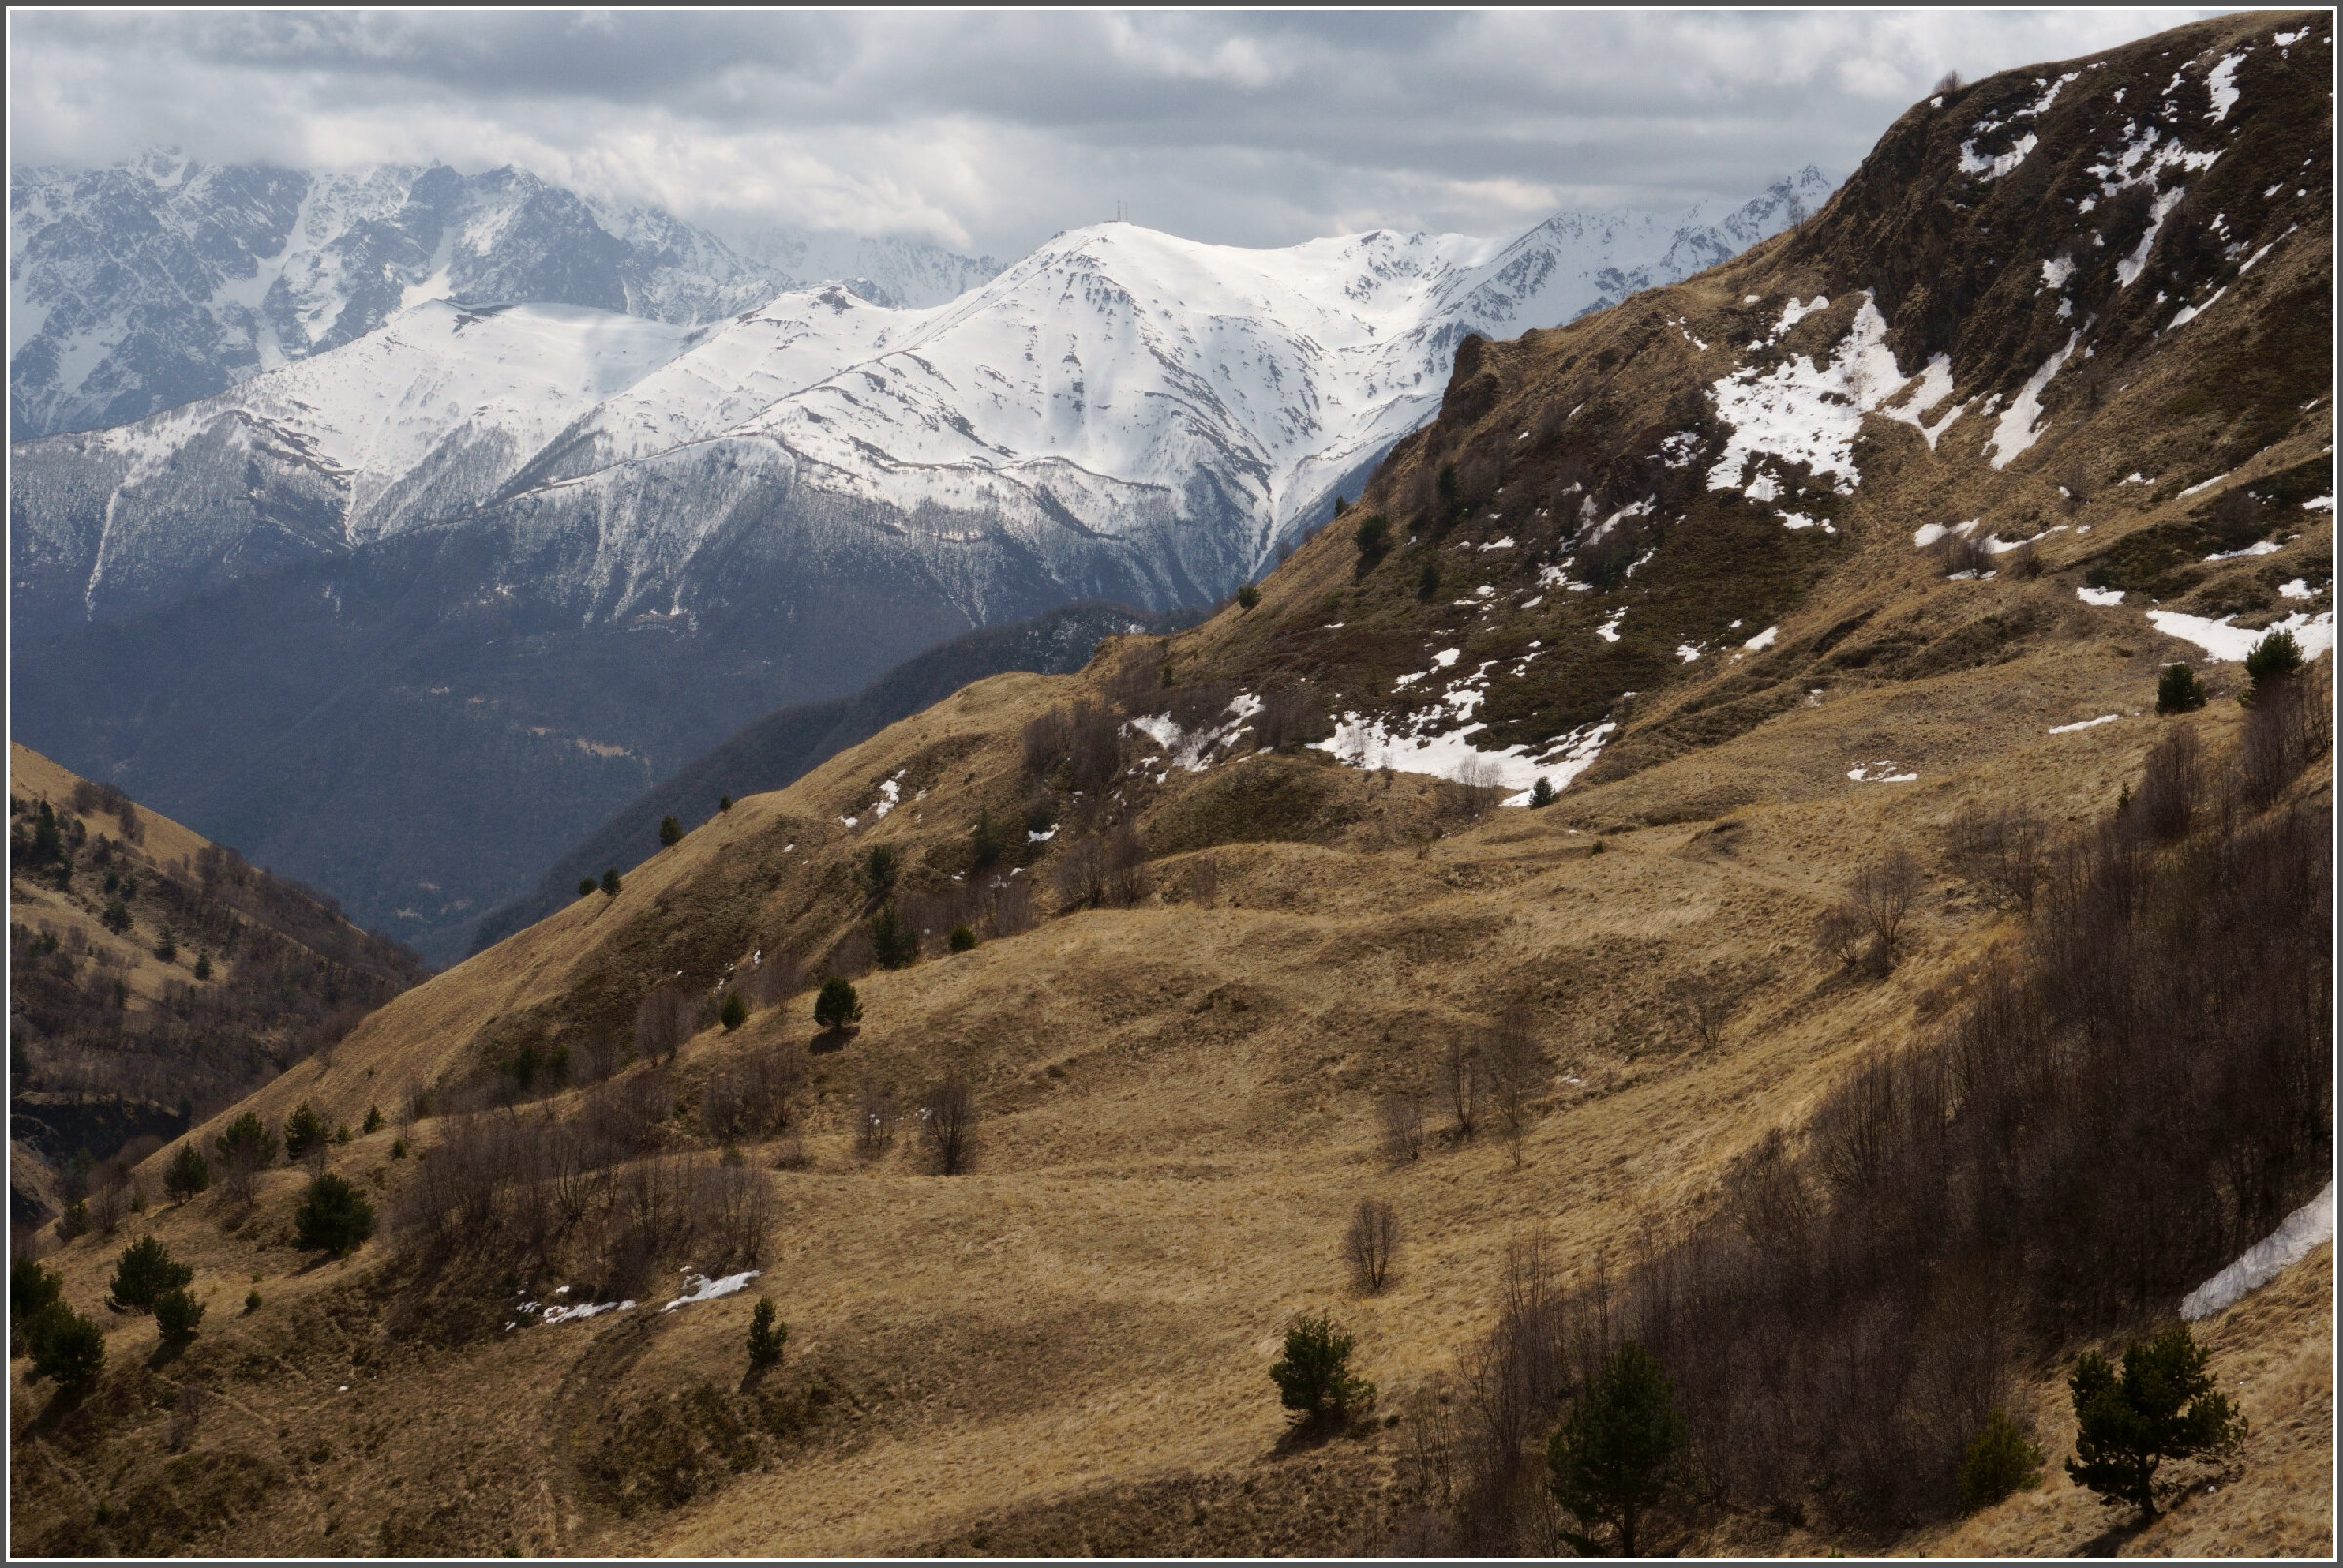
xmin=633 ymin=982 xmax=695 ymax=1065
xmin=2128 ymin=726 xmax=2203 ymax=843
xmin=580 ymin=1068 xmax=672 ymax=1158
xmin=1483 ymin=1008 xmax=1541 ymax=1165
xmin=1399 ymin=1382 xmax=1462 ymax=1513
xmin=1442 ymin=1038 xmax=1483 ymax=1137
xmin=1947 ymin=804 xmax=2048 ymax=912
xmin=1999 ymin=538 xmax=2041 ymax=578
xmin=699 ymin=1042 xmax=808 ymax=1143
xmin=1021 ymin=706 xmax=1072 ymax=779
xmin=920 ymin=1073 xmax=979 ymax=1176
xmin=2208 ymin=486 xmax=2267 ymax=553
xmin=980 ymin=875 xmax=1035 ymax=938
xmin=1577 ymin=526 xmax=1639 ymax=589
xmin=163 ymin=1383 xmax=208 ymax=1453
xmin=1104 ymin=821 xmax=1150 ymax=905
xmin=1931 ymin=529 xmax=1990 ymax=575
xmin=1166 ymin=679 xmax=1236 ymax=735
xmin=90 ymin=1175 xmax=132 ymax=1237
xmin=1346 ymin=1198 xmax=1400 ymax=1292
xmin=853 ymin=1081 xmax=896 ymax=1159
xmin=1850 ymin=849 xmax=1922 ymax=954
xmin=2236 ymin=665 xmax=2331 ymax=810
xmin=1380 ymin=1091 xmax=1427 ymax=1162
xmin=1675 ymin=969 xmax=1739 ymax=1052
xmin=1254 ymin=678 xmax=1331 ymax=751
xmin=1815 ymin=903 xmax=1864 ymax=969
xmin=1934 ymin=68 xmax=1964 ymax=96
xmin=691 ymin=1160 xmax=772 ymax=1268
xmin=1052 ymin=835 xmax=1107 ymax=909
xmin=2055 ymin=456 xmax=2092 ymax=512
xmin=1103 ymin=646 xmax=1167 ymax=713
xmin=745 ymin=948 xmax=804 ymax=1011
xmin=1435 ymin=759 xmax=1506 ymax=825
xmin=1182 ymin=853 xmax=1222 ymax=907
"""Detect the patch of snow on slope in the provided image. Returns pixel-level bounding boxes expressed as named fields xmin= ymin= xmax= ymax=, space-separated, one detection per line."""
xmin=2204 ymin=53 xmax=2245 ymax=123
xmin=2117 ymin=187 xmax=2189 ymax=286
xmin=1986 ymin=331 xmax=2079 ymax=469
xmin=2182 ymin=1182 xmax=2333 ymax=1319
xmin=1706 ymin=294 xmax=1913 ymax=495
xmin=2203 ymin=538 xmax=2279 ymax=562
xmin=2167 ymin=286 xmax=2226 ymax=330
xmin=1595 ymin=607 xmax=1627 ymax=643
xmin=2279 ymin=579 xmax=2318 ymax=600
xmin=1877 ymin=353 xmax=1962 ymax=449
xmin=1743 ymin=625 xmax=1779 ymax=651
xmin=2077 ymin=585 xmax=2126 ymax=606
xmin=1772 ymin=295 xmax=1828 ymax=336
xmin=663 ymin=1270 xmax=760 ymax=1311
xmin=2049 ymin=714 xmax=2120 ymax=734
xmin=1960 ymin=132 xmax=2039 ymax=180
xmin=1847 ymin=761 xmax=1918 ymax=783
xmin=1314 ymin=714 xmax=1614 ymax=799
xmin=1127 ymin=693 xmax=1263 ymax=772
xmin=2146 ymin=608 xmax=2334 ymax=662
xmin=543 ymin=1299 xmax=634 ymax=1325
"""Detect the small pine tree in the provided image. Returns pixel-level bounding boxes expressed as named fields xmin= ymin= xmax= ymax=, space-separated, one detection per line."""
xmin=1437 ymin=463 xmax=1460 ymax=510
xmin=1960 ymin=1408 xmax=2046 ymax=1512
xmin=1530 ymin=776 xmax=1556 ymax=809
xmin=1353 ymin=512 xmax=1392 ymax=567
xmin=948 ymin=924 xmax=977 ymax=952
xmin=215 ymin=1111 xmax=276 ymax=1172
xmin=154 ymin=929 xmax=178 ymax=963
xmin=871 ymin=903 xmax=919 ymax=970
xmin=2156 ymin=662 xmax=2206 ymax=714
xmin=390 ymin=1138 xmax=408 ymax=1159
xmin=107 ymin=1234 xmax=194 ymax=1313
xmin=54 ymin=1198 xmax=90 ymax=1241
xmin=102 ymin=899 xmax=133 ymax=934
xmin=578 ymin=878 xmax=597 ymax=898
xmin=193 ymin=952 xmax=213 ymax=981
xmin=153 ymin=1287 xmax=205 ymax=1347
xmin=362 ymin=1105 xmax=385 ymax=1135
xmin=720 ymin=991 xmax=748 ymax=1031
xmin=719 ymin=794 xmax=734 ymax=812
xmin=1418 ymin=559 xmax=1442 ymax=601
xmin=970 ymin=810 xmax=1009 ymax=869
xmin=294 ymin=1173 xmax=376 ymax=1257
xmin=746 ymin=1297 xmax=787 ymax=1369
xmin=2066 ymin=1324 xmax=2245 ymax=1517
xmin=660 ymin=814 xmax=684 ymax=847
xmin=601 ymin=867 xmax=622 ymax=897
xmin=282 ymin=1102 xmax=330 ymax=1162
xmin=861 ymin=844 xmax=901 ymax=899
xmin=244 ymin=1290 xmax=262 ymax=1315
xmin=10 ymin=1258 xmax=63 ymax=1355
xmin=163 ymin=1142 xmax=211 ymax=1202
xmin=1546 ymin=1340 xmax=1688 ymax=1559
xmin=814 ymin=977 xmax=863 ymax=1033
xmin=2241 ymin=627 xmax=2304 ymax=701
xmin=26 ymin=1301 xmax=105 ymax=1385
xmin=1236 ymin=583 xmax=1261 ymax=610
xmin=1269 ymin=1314 xmax=1375 ymax=1425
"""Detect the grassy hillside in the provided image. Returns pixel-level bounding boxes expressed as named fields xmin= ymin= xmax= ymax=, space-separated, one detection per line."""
xmin=8 ymin=11 xmax=2330 ymax=1557
xmin=7 ymin=744 xmax=429 ymax=1225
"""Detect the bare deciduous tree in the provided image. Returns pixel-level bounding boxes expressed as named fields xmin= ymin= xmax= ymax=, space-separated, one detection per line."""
xmin=921 ymin=1073 xmax=979 ymax=1176
xmin=1850 ymin=849 xmax=1922 ymax=954
xmin=1380 ymin=1091 xmax=1427 ymax=1162
xmin=853 ymin=1081 xmax=896 ymax=1159
xmin=633 ymin=982 xmax=695 ymax=1065
xmin=1675 ymin=970 xmax=1738 ymax=1052
xmin=1443 ymin=1038 xmax=1484 ymax=1138
xmin=1947 ymin=805 xmax=2049 ymax=913
xmin=1347 ymin=1197 xmax=1400 ymax=1292
xmin=1484 ymin=1009 xmax=1541 ymax=1166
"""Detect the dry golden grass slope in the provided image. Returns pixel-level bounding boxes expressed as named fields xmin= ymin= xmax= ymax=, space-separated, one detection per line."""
xmin=11 ymin=10 xmax=2332 ymax=1557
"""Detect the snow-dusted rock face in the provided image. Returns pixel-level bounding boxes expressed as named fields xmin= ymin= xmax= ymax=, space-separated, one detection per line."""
xmin=8 ymin=153 xmax=1004 ymax=440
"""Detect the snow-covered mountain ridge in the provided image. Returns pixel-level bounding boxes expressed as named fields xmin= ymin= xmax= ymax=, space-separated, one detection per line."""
xmin=11 ymin=166 xmax=1838 ymax=639
xmin=8 ymin=153 xmax=1003 ymax=440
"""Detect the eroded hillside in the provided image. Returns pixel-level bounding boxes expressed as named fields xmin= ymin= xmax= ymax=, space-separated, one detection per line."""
xmin=8 ymin=12 xmax=2331 ymax=1558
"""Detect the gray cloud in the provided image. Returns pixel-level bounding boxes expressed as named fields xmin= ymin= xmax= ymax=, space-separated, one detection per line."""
xmin=10 ymin=8 xmax=2222 ymax=256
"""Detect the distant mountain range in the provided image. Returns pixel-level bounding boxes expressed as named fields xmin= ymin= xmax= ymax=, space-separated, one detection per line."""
xmin=8 ymin=153 xmax=1004 ymax=440
xmin=9 ymin=158 xmax=1835 ymax=963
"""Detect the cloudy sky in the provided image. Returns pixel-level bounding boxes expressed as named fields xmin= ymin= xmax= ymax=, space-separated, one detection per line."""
xmin=11 ymin=8 xmax=2222 ymax=258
